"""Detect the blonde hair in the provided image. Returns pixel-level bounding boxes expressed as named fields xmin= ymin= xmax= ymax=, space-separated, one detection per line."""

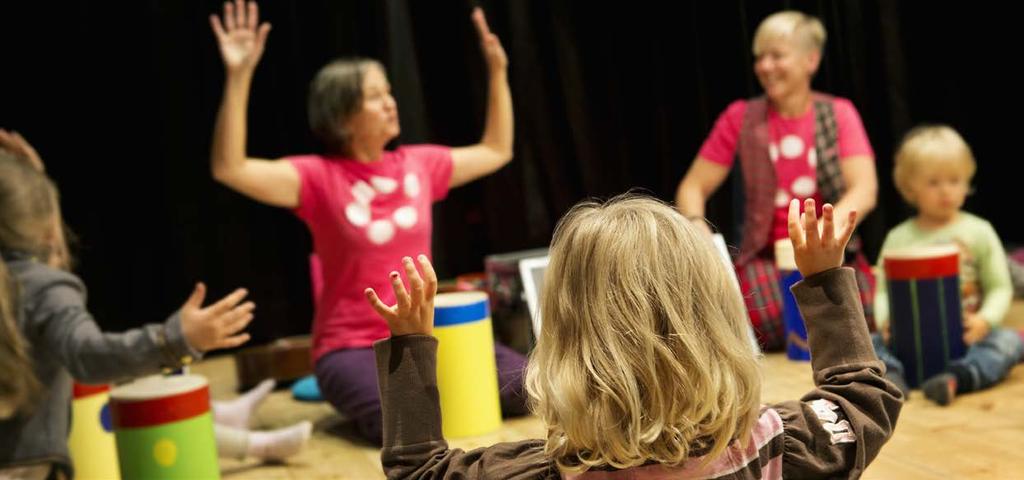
xmin=753 ymin=11 xmax=826 ymax=55
xmin=525 ymin=194 xmax=762 ymax=472
xmin=893 ymin=125 xmax=977 ymax=204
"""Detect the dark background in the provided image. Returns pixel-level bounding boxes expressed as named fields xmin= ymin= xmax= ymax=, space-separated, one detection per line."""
xmin=1 ymin=1 xmax=1014 ymax=343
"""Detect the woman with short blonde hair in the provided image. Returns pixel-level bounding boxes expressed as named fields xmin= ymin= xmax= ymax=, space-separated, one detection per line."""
xmin=676 ymin=10 xmax=879 ymax=350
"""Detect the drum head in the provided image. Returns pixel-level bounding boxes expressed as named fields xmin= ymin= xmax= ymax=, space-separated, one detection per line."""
xmin=111 ymin=374 xmax=207 ymax=401
xmin=883 ymin=244 xmax=960 ymax=261
xmin=435 ymin=291 xmax=489 ymax=309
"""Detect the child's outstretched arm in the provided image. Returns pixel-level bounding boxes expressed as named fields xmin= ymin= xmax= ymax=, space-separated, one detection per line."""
xmin=774 ymin=199 xmax=903 ymax=478
xmin=25 ymin=268 xmax=254 ymax=384
xmin=367 ymin=255 xmax=553 ymax=479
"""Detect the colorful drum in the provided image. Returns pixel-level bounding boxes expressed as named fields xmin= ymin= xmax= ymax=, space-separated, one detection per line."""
xmin=69 ymin=383 xmax=119 ymax=480
xmin=433 ymin=291 xmax=502 ymax=438
xmin=884 ymin=245 xmax=967 ymax=388
xmin=109 ymin=374 xmax=219 ymax=479
xmin=775 ymin=239 xmax=809 ymax=361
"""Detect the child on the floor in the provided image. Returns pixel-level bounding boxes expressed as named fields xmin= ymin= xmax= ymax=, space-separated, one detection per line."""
xmin=873 ymin=125 xmax=1024 ymax=405
xmin=0 ymin=142 xmax=303 ymax=477
xmin=364 ymin=195 xmax=901 ymax=478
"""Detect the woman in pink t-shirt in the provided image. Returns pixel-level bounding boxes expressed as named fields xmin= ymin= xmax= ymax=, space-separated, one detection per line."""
xmin=207 ymin=0 xmax=527 ymax=443
xmin=675 ymin=11 xmax=879 ymax=350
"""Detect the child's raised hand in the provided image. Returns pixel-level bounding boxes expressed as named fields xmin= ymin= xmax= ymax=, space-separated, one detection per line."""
xmin=787 ymin=198 xmax=857 ymax=278
xmin=364 ymin=255 xmax=437 ymax=337
xmin=179 ymin=283 xmax=254 ymax=352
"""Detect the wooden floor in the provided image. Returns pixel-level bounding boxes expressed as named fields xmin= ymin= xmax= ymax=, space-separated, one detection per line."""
xmin=198 ymin=310 xmax=1024 ymax=479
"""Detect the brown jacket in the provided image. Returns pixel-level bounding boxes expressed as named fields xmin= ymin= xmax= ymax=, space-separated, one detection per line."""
xmin=374 ymin=268 xmax=903 ymax=479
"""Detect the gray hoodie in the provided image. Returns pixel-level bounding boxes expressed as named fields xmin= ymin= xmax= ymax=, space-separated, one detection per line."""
xmin=0 ymin=254 xmax=201 ymax=477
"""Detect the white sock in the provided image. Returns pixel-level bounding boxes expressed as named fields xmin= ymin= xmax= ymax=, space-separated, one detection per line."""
xmin=215 ymin=424 xmax=249 ymax=460
xmin=247 ymin=421 xmax=313 ymax=462
xmin=212 ymin=379 xmax=276 ymax=429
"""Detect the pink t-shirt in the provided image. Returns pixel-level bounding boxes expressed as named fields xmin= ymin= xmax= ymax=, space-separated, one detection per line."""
xmin=698 ymin=97 xmax=874 ymax=242
xmin=288 ymin=145 xmax=453 ymax=362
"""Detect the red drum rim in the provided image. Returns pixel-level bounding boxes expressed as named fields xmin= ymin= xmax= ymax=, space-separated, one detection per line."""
xmin=884 ymin=245 xmax=959 ymax=280
xmin=110 ymin=375 xmax=210 ymax=428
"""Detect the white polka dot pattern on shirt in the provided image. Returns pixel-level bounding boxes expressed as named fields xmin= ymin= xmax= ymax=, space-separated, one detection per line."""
xmin=791 ymin=176 xmax=817 ymax=197
xmin=367 ymin=220 xmax=395 ymax=245
xmin=769 ymin=143 xmax=780 ymax=163
xmin=780 ymin=135 xmax=805 ymax=159
xmin=808 ymin=148 xmax=818 ymax=168
xmin=340 ymin=174 xmax=423 ymax=245
xmin=370 ymin=176 xmax=398 ymax=194
xmin=352 ymin=180 xmax=376 ymax=205
xmin=404 ymin=174 xmax=420 ymax=198
xmin=345 ymin=203 xmax=370 ymax=227
xmin=775 ymin=189 xmax=791 ymax=208
xmin=393 ymin=206 xmax=417 ymax=229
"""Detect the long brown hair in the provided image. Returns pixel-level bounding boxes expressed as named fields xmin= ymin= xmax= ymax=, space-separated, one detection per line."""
xmin=0 ymin=151 xmax=65 ymax=416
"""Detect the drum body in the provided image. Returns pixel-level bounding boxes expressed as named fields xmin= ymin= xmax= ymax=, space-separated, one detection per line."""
xmin=884 ymin=245 xmax=967 ymax=388
xmin=110 ymin=374 xmax=220 ymax=479
xmin=775 ymin=239 xmax=809 ymax=361
xmin=433 ymin=291 xmax=502 ymax=438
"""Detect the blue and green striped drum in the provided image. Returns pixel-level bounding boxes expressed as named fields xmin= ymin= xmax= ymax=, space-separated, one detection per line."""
xmin=884 ymin=245 xmax=967 ymax=388
xmin=433 ymin=291 xmax=502 ymax=438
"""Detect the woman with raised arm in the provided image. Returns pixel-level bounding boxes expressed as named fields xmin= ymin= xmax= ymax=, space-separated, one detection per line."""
xmin=208 ymin=0 xmax=525 ymax=444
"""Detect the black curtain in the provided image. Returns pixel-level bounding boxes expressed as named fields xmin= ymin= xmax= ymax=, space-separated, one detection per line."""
xmin=1 ymin=1 xmax=1017 ymax=342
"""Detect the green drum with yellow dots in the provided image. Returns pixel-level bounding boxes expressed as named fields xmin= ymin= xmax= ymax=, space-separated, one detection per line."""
xmin=110 ymin=374 xmax=219 ymax=479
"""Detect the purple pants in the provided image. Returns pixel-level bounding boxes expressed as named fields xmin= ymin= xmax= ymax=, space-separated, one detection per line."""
xmin=315 ymin=342 xmax=529 ymax=445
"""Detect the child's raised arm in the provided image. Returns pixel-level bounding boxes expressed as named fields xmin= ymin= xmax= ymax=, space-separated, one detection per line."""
xmin=775 ymin=198 xmax=903 ymax=477
xmin=364 ymin=254 xmax=553 ymax=479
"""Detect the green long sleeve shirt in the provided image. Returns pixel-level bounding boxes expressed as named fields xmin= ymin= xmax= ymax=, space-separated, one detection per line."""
xmin=874 ymin=212 xmax=1012 ymax=329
